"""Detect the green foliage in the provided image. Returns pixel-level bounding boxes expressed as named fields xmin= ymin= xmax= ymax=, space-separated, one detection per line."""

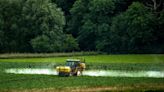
xmin=52 ymin=0 xmax=76 ymax=16
xmin=112 ymin=0 xmax=132 ymax=13
xmin=69 ymin=0 xmax=115 ymax=50
xmin=86 ymin=0 xmax=115 ymax=51
xmin=77 ymin=20 xmax=96 ymax=50
xmin=68 ymin=0 xmax=163 ymax=53
xmin=31 ymin=34 xmax=79 ymax=52
xmin=31 ymin=35 xmax=53 ymax=53
xmin=89 ymin=0 xmax=115 ymax=16
xmin=67 ymin=0 xmax=90 ymax=37
xmin=63 ymin=34 xmax=79 ymax=52
xmin=0 ymin=0 xmax=163 ymax=53
xmin=0 ymin=0 xmax=23 ymax=52
xmin=154 ymin=11 xmax=164 ymax=53
xmin=22 ymin=0 xmax=67 ymax=52
xmin=0 ymin=0 xmax=78 ymax=53
xmin=97 ymin=2 xmax=159 ymax=53
xmin=0 ymin=32 xmax=4 ymax=51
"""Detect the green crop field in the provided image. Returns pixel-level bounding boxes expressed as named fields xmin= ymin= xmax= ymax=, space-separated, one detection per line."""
xmin=0 ymin=54 xmax=164 ymax=63
xmin=0 ymin=54 xmax=164 ymax=92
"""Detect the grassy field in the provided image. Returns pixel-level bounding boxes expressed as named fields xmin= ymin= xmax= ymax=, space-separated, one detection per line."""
xmin=0 ymin=54 xmax=164 ymax=91
xmin=0 ymin=54 xmax=164 ymax=63
xmin=0 ymin=74 xmax=164 ymax=91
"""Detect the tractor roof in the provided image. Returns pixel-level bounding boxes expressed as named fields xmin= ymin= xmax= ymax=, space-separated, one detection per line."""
xmin=66 ymin=59 xmax=80 ymax=62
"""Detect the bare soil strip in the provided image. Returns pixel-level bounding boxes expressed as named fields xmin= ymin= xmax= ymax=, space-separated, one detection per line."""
xmin=1 ymin=85 xmax=164 ymax=92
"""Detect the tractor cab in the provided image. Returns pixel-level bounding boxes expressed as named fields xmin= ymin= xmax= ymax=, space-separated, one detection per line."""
xmin=66 ymin=59 xmax=80 ymax=68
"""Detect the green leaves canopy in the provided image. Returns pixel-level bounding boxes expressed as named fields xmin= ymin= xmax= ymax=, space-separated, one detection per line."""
xmin=0 ymin=0 xmax=163 ymax=53
xmin=99 ymin=2 xmax=157 ymax=53
xmin=0 ymin=0 xmax=78 ymax=53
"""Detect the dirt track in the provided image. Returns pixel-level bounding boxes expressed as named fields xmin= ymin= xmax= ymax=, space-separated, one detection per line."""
xmin=1 ymin=85 xmax=164 ymax=92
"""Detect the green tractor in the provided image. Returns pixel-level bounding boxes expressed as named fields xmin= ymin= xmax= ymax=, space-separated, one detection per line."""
xmin=56 ymin=59 xmax=86 ymax=76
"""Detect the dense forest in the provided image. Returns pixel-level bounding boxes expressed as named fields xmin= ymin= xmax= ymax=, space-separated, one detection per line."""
xmin=0 ymin=0 xmax=163 ymax=53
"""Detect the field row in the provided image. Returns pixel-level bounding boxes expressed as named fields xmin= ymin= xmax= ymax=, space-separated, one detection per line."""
xmin=0 ymin=73 xmax=164 ymax=91
xmin=1 ymin=62 xmax=164 ymax=71
xmin=0 ymin=54 xmax=164 ymax=63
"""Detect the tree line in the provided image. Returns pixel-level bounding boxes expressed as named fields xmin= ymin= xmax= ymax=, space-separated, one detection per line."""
xmin=0 ymin=0 xmax=163 ymax=53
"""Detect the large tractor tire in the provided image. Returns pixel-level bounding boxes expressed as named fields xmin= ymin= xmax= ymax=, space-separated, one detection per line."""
xmin=59 ymin=72 xmax=70 ymax=77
